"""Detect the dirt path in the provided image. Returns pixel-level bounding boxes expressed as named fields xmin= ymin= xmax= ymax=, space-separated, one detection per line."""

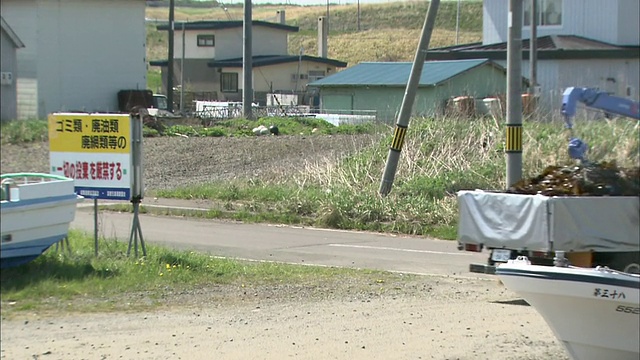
xmin=1 ymin=276 xmax=569 ymax=360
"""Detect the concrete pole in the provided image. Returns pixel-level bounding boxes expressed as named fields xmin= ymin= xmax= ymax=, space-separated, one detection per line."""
xmin=379 ymin=0 xmax=440 ymax=197
xmin=326 ymin=0 xmax=329 ymax=32
xmin=506 ymin=0 xmax=523 ymax=188
xmin=529 ymin=0 xmax=538 ymax=95
xmin=167 ymin=0 xmax=175 ymax=112
xmin=357 ymin=0 xmax=361 ymax=32
xmin=180 ymin=22 xmax=185 ymax=114
xmin=243 ymin=0 xmax=253 ymax=119
xmin=455 ymin=0 xmax=461 ymax=45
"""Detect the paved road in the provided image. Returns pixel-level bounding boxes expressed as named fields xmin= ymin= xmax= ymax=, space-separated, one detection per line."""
xmin=71 ymin=206 xmax=491 ymax=279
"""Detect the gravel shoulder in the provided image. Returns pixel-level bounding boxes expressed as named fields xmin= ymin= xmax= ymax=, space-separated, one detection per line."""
xmin=1 ymin=276 xmax=568 ymax=360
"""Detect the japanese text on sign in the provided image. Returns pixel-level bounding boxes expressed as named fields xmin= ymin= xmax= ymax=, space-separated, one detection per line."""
xmin=61 ymin=161 xmax=123 ymax=181
xmin=49 ymin=113 xmax=133 ymax=201
xmin=49 ymin=114 xmax=130 ymax=154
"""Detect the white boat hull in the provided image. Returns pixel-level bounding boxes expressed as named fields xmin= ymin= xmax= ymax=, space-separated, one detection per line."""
xmin=496 ymin=260 xmax=640 ymax=360
xmin=1 ymin=173 xmax=82 ymax=268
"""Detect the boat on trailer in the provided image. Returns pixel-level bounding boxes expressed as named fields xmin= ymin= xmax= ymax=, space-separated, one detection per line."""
xmin=1 ymin=173 xmax=83 ymax=269
xmin=496 ymin=255 xmax=640 ymax=360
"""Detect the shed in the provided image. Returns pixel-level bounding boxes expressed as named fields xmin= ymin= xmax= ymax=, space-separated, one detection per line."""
xmin=428 ymin=36 xmax=640 ymax=115
xmin=1 ymin=16 xmax=24 ymax=122
xmin=308 ymin=59 xmax=517 ymax=122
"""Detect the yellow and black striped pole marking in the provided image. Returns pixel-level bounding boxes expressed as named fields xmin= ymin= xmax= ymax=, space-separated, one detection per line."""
xmin=505 ymin=124 xmax=522 ymax=153
xmin=390 ymin=124 xmax=408 ymax=152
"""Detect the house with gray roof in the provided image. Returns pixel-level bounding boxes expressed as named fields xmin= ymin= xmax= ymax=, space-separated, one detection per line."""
xmin=309 ymin=59 xmax=523 ymax=122
xmin=428 ymin=0 xmax=640 ymax=116
xmin=1 ymin=16 xmax=24 ymax=121
xmin=151 ymin=15 xmax=347 ymax=106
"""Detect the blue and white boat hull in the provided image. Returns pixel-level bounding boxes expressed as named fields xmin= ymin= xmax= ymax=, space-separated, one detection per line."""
xmin=1 ymin=173 xmax=82 ymax=268
xmin=496 ymin=258 xmax=640 ymax=360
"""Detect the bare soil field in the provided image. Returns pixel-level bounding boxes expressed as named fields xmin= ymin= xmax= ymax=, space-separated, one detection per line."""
xmin=0 ymin=134 xmax=381 ymax=191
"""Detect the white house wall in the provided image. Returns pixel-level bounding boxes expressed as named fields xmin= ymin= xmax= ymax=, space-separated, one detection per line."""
xmin=175 ymin=29 xmax=216 ymax=59
xmin=173 ymin=27 xmax=288 ymax=60
xmin=214 ymin=27 xmax=289 ymax=60
xmin=1 ymin=0 xmax=38 ymax=119
xmin=252 ymin=61 xmax=337 ymax=93
xmin=37 ymin=0 xmax=146 ymax=116
xmin=1 ymin=0 xmax=146 ymax=119
xmin=483 ymin=0 xmax=639 ymax=45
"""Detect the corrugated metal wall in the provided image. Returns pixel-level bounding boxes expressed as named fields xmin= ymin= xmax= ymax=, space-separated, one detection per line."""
xmin=0 ymin=29 xmax=19 ymax=121
xmin=495 ymin=58 xmax=639 ymax=119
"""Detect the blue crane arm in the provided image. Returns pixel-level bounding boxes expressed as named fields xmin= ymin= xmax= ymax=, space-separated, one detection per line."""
xmin=561 ymin=87 xmax=640 ymax=123
xmin=560 ymin=87 xmax=639 ymax=162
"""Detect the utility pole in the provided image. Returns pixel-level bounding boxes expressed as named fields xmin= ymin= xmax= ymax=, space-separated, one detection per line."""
xmin=180 ymin=21 xmax=185 ymax=114
xmin=357 ymin=0 xmax=360 ymax=32
xmin=455 ymin=0 xmax=461 ymax=44
xmin=243 ymin=0 xmax=253 ymax=119
xmin=379 ymin=0 xmax=440 ymax=196
xmin=167 ymin=0 xmax=175 ymax=112
xmin=506 ymin=0 xmax=523 ymax=188
xmin=326 ymin=0 xmax=330 ymax=33
xmin=529 ymin=0 xmax=538 ymax=95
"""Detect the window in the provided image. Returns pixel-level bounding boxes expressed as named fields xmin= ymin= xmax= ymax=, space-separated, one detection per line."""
xmin=524 ymin=0 xmax=562 ymax=27
xmin=197 ymin=34 xmax=215 ymax=47
xmin=308 ymin=70 xmax=326 ymax=82
xmin=291 ymin=73 xmax=309 ymax=81
xmin=220 ymin=72 xmax=238 ymax=92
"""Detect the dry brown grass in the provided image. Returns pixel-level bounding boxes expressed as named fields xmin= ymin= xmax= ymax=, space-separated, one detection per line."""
xmin=145 ymin=2 xmax=482 ymax=66
xmin=290 ymin=28 xmax=481 ymax=64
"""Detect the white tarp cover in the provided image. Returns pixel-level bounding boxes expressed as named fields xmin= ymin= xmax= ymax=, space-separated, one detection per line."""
xmin=457 ymin=190 xmax=640 ymax=252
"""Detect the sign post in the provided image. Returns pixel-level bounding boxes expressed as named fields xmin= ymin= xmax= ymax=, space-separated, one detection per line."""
xmin=48 ymin=112 xmax=144 ymax=256
xmin=127 ymin=108 xmax=146 ymax=257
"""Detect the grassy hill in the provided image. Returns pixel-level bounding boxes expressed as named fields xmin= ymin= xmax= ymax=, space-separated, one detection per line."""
xmin=146 ymin=1 xmax=482 ymax=65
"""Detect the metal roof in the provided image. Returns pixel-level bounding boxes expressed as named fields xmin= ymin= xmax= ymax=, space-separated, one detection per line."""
xmin=308 ymin=59 xmax=498 ymax=87
xmin=208 ymin=55 xmax=347 ymax=68
xmin=429 ymin=35 xmax=640 ymax=61
xmin=157 ymin=20 xmax=298 ymax=33
xmin=0 ymin=16 xmax=24 ymax=48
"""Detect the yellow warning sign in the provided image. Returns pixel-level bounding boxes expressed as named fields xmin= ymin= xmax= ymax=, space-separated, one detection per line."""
xmin=505 ymin=125 xmax=522 ymax=152
xmin=391 ymin=125 xmax=407 ymax=151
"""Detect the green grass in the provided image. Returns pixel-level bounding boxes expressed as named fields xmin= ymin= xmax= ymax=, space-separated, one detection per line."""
xmin=0 ymin=116 xmax=380 ymax=143
xmin=0 ymin=230 xmax=402 ymax=315
xmin=147 ymin=116 xmax=639 ymax=239
xmin=147 ymin=69 xmax=163 ymax=93
xmin=0 ymin=119 xmax=49 ymax=145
